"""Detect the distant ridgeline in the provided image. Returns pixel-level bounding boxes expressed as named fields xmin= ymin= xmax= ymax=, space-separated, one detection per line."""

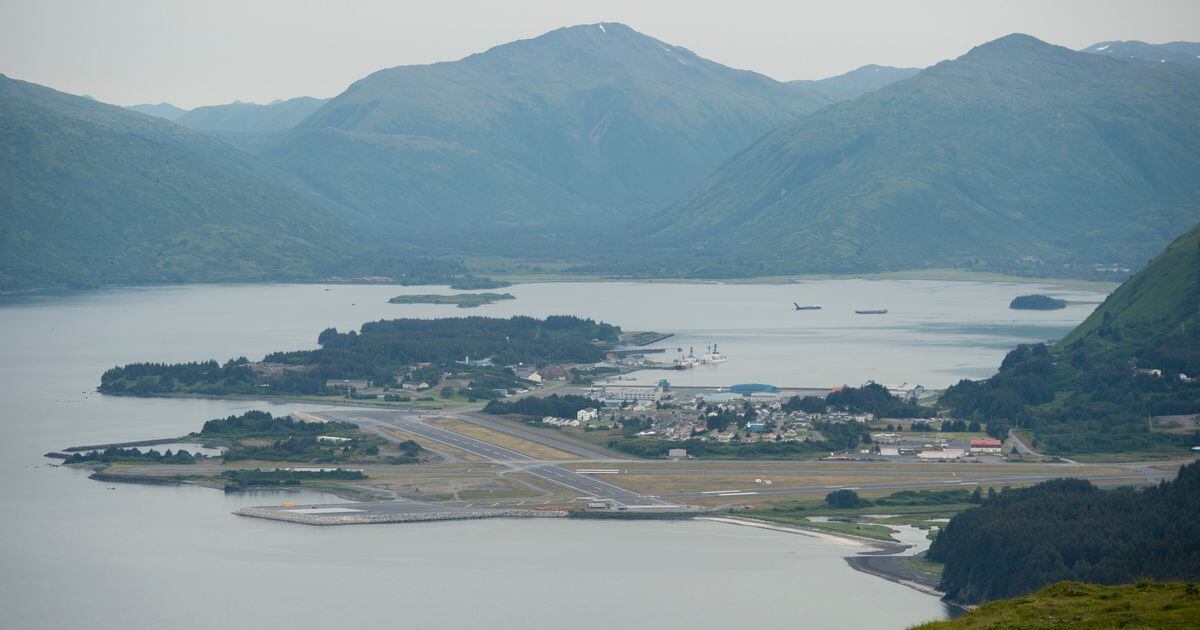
xmin=99 ymin=316 xmax=619 ymax=397
xmin=928 ymin=461 xmax=1200 ymax=605
xmin=940 ymin=222 xmax=1200 ymax=455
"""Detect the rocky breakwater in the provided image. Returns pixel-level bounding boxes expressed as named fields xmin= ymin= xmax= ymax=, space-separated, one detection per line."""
xmin=235 ymin=506 xmax=570 ymax=526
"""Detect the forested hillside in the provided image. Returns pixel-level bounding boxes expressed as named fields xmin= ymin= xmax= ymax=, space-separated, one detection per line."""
xmin=0 ymin=74 xmax=353 ymax=291
xmin=927 ymin=462 xmax=1200 ymax=604
xmin=99 ymin=315 xmax=619 ymax=396
xmin=941 ymin=222 xmax=1200 ymax=455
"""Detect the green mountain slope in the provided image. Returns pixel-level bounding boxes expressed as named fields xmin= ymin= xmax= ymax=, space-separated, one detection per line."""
xmin=177 ymin=96 xmax=329 ymax=134
xmin=0 ymin=75 xmax=353 ymax=291
xmin=654 ymin=34 xmax=1200 ymax=278
xmin=940 ymin=221 xmax=1200 ymax=455
xmin=1063 ymin=220 xmax=1200 ymax=346
xmin=791 ymin=64 xmax=920 ymax=100
xmin=262 ymin=22 xmax=833 ymax=233
xmin=1082 ymin=40 xmax=1200 ymax=66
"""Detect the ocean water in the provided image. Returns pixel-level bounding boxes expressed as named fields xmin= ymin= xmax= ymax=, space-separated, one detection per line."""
xmin=0 ymin=279 xmax=1102 ymax=628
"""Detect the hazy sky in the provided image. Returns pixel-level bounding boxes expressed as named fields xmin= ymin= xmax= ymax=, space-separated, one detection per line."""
xmin=2 ymin=0 xmax=1198 ymax=109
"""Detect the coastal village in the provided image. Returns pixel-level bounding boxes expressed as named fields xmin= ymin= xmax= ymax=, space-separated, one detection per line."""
xmin=544 ymin=379 xmax=1007 ymax=462
xmin=312 ymin=337 xmax=1015 ymax=463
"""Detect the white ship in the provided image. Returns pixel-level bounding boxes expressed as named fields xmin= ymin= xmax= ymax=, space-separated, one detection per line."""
xmin=673 ymin=344 xmax=728 ymax=369
xmin=701 ymin=343 xmax=728 ymax=363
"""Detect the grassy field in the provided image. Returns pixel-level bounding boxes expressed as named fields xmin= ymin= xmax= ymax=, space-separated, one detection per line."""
xmin=912 ymin=581 xmax=1200 ymax=629
xmin=608 ymin=473 xmax=947 ymax=494
xmin=428 ymin=418 xmax=576 ymax=460
xmin=744 ymin=513 xmax=899 ymax=541
xmin=748 ymin=498 xmax=979 ymax=539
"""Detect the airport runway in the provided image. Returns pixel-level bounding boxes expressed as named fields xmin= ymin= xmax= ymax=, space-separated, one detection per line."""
xmin=319 ymin=410 xmax=667 ymax=507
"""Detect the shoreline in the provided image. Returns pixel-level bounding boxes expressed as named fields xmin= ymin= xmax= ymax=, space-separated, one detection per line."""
xmin=1 ymin=271 xmax=1119 ymax=299
xmin=61 ymin=457 xmax=961 ymax=606
xmin=697 ymin=515 xmax=956 ymax=603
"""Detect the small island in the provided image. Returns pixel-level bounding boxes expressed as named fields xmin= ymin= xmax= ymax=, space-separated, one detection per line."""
xmin=388 ymin=292 xmax=515 ymax=308
xmin=1009 ymin=294 xmax=1067 ymax=310
xmin=50 ymin=410 xmax=426 ymax=492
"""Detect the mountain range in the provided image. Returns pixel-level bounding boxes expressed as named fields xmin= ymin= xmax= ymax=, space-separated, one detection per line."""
xmin=176 ymin=96 xmax=330 ymax=134
xmin=260 ymin=22 xmax=836 ymax=236
xmin=653 ymin=34 xmax=1200 ymax=277
xmin=127 ymin=102 xmax=189 ymax=120
xmin=0 ymin=74 xmax=352 ymax=289
xmin=791 ymin=64 xmax=920 ymax=100
xmin=1082 ymin=40 xmax=1200 ymax=65
xmin=3 ymin=25 xmax=1200 ymax=290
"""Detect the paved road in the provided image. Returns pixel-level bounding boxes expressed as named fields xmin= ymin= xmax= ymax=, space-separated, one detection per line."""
xmin=320 ymin=410 xmax=667 ymax=507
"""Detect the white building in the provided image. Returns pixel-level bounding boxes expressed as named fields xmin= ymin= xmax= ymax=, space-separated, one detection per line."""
xmin=917 ymin=448 xmax=964 ymax=460
xmin=600 ymin=386 xmax=661 ymax=403
xmin=879 ymin=446 xmax=900 ymax=456
xmin=576 ymin=407 xmax=599 ymax=423
xmin=969 ymin=439 xmax=1003 ymax=454
xmin=542 ymin=416 xmax=581 ymax=427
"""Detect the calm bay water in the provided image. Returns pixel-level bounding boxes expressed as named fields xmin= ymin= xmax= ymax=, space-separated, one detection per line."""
xmin=0 ymin=280 xmax=1104 ymax=628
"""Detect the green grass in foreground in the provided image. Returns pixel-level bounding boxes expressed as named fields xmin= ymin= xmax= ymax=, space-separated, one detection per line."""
xmin=912 ymin=581 xmax=1200 ymax=629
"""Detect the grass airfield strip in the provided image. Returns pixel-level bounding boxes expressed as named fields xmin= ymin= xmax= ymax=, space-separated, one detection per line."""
xmin=428 ymin=418 xmax=577 ymax=460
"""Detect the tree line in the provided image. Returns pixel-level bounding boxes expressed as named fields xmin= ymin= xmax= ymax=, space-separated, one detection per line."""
xmin=99 ymin=315 xmax=620 ymax=397
xmin=783 ymin=383 xmax=935 ymax=418
xmin=940 ymin=337 xmax=1200 ymax=454
xmin=927 ymin=461 xmax=1200 ymax=604
xmin=483 ymin=394 xmax=601 ymax=418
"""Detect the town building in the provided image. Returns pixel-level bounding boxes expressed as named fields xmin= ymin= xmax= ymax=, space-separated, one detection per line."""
xmin=969 ymin=438 xmax=1003 ymax=454
xmin=513 ymin=366 xmax=543 ymax=382
xmin=576 ymin=407 xmax=599 ymax=423
xmin=600 ymin=386 xmax=662 ymax=404
xmin=917 ymin=448 xmax=965 ymax=460
xmin=325 ymin=379 xmax=371 ymax=391
xmin=729 ymin=383 xmax=779 ymax=396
